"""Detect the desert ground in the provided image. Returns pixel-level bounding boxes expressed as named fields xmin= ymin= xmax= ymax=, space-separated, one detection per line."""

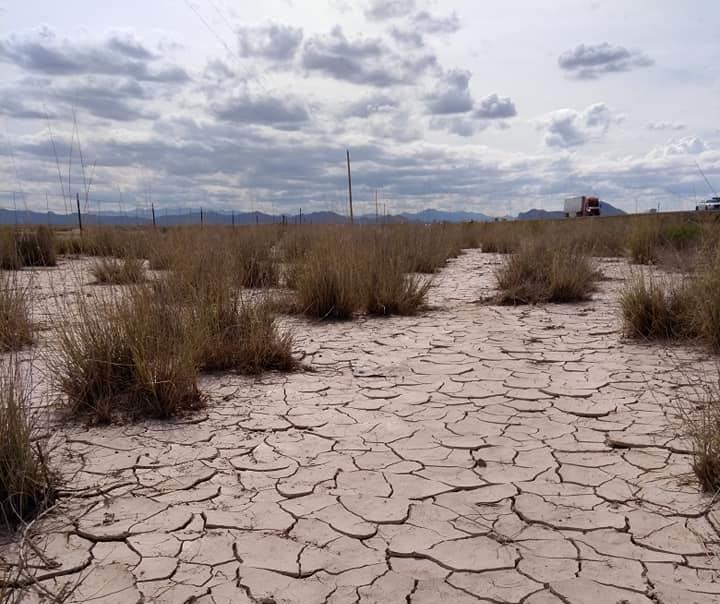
xmin=1 ymin=247 xmax=718 ymax=604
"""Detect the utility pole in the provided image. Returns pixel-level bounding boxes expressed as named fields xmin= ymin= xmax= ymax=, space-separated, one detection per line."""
xmin=76 ymin=192 xmax=83 ymax=233
xmin=346 ymin=149 xmax=354 ymax=225
xmin=299 ymin=208 xmax=302 ymax=225
xmin=200 ymin=207 xmax=204 ymax=226
xmin=151 ymin=202 xmax=157 ymax=229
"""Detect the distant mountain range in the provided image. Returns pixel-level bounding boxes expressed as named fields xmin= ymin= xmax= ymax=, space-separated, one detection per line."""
xmin=0 ymin=203 xmax=625 ymax=226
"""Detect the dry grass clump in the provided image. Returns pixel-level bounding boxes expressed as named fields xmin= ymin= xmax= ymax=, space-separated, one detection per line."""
xmin=154 ymin=242 xmax=295 ymax=373
xmin=688 ymin=255 xmax=720 ymax=351
xmin=199 ymin=288 xmax=295 ymax=373
xmin=627 ymin=216 xmax=709 ymax=266
xmin=620 ymin=275 xmax=689 ymax=340
xmin=233 ymin=234 xmax=279 ymax=288
xmin=50 ymin=287 xmax=203 ymax=423
xmin=0 ymin=227 xmax=57 ymax=270
xmin=396 ymin=224 xmax=463 ymax=273
xmin=289 ymin=232 xmax=431 ymax=319
xmin=675 ymin=367 xmax=720 ymax=493
xmin=16 ymin=227 xmax=56 ymax=267
xmin=0 ymin=275 xmax=33 ymax=352
xmin=0 ymin=360 xmax=54 ymax=528
xmin=362 ymin=239 xmax=431 ymax=316
xmin=621 ymin=245 xmax=720 ymax=349
xmin=627 ymin=217 xmax=662 ymax=264
xmin=494 ymin=242 xmax=598 ymax=304
xmin=291 ymin=241 xmax=359 ymax=319
xmin=90 ymin=257 xmax=146 ymax=285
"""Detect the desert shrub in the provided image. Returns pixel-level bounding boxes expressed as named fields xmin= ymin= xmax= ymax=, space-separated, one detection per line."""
xmin=90 ymin=257 xmax=146 ymax=285
xmin=0 ymin=275 xmax=33 ymax=352
xmin=362 ymin=240 xmax=431 ymax=316
xmin=0 ymin=230 xmax=21 ymax=271
xmin=397 ymin=224 xmax=462 ymax=273
xmin=199 ymin=290 xmax=296 ymax=373
xmin=55 ymin=232 xmax=83 ymax=256
xmin=16 ymin=227 xmax=56 ymax=267
xmin=687 ymin=254 xmax=720 ymax=350
xmin=622 ymin=243 xmax=720 ymax=350
xmin=147 ymin=235 xmax=175 ymax=270
xmin=627 ymin=217 xmax=661 ymax=264
xmin=233 ymin=234 xmax=279 ymax=288
xmin=679 ymin=370 xmax=720 ymax=493
xmin=620 ymin=275 xmax=690 ymax=340
xmin=0 ymin=360 xmax=54 ymax=528
xmin=291 ymin=243 xmax=359 ymax=319
xmin=661 ymin=222 xmax=703 ymax=250
xmin=289 ymin=231 xmax=434 ymax=318
xmin=50 ymin=287 xmax=203 ymax=422
xmin=495 ymin=242 xmax=598 ymax=304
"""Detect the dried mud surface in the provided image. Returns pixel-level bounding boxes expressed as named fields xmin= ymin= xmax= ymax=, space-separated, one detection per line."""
xmin=2 ymin=250 xmax=719 ymax=604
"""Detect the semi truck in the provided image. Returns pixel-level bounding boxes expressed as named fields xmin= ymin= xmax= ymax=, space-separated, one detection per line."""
xmin=564 ymin=196 xmax=600 ymax=217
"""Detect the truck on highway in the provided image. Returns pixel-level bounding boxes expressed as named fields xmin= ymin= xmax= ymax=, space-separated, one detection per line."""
xmin=564 ymin=196 xmax=600 ymax=217
xmin=696 ymin=197 xmax=720 ymax=211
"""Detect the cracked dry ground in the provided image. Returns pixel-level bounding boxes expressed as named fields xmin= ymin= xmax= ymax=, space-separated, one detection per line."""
xmin=4 ymin=250 xmax=720 ymax=604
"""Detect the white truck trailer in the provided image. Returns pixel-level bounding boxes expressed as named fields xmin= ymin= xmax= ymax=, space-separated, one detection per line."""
xmin=564 ymin=196 xmax=600 ymax=217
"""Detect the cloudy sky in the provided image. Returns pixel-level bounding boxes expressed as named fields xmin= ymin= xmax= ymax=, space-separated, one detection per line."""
xmin=0 ymin=0 xmax=718 ymax=217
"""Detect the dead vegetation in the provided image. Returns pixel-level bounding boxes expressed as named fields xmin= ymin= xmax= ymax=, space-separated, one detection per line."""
xmin=0 ymin=228 xmax=56 ymax=271
xmin=90 ymin=257 xmax=146 ymax=285
xmin=684 ymin=379 xmax=720 ymax=492
xmin=288 ymin=230 xmax=432 ymax=319
xmin=493 ymin=241 xmax=599 ymax=304
xmin=0 ymin=274 xmax=33 ymax=352
xmin=621 ymin=244 xmax=720 ymax=350
xmin=50 ymin=286 xmax=204 ymax=423
xmin=0 ymin=359 xmax=54 ymax=529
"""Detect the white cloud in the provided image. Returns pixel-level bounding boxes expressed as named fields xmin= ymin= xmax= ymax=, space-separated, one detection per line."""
xmin=538 ymin=103 xmax=616 ymax=148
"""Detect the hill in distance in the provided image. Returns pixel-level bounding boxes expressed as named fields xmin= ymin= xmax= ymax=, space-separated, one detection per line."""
xmin=0 ymin=202 xmax=625 ymax=226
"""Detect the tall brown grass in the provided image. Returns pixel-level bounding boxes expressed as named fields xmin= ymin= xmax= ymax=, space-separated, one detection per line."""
xmin=0 ymin=274 xmax=33 ymax=352
xmin=681 ymin=371 xmax=720 ymax=493
xmin=0 ymin=359 xmax=54 ymax=528
xmin=199 ymin=289 xmax=296 ymax=373
xmin=620 ymin=275 xmax=689 ymax=340
xmin=90 ymin=257 xmax=146 ymax=285
xmin=0 ymin=227 xmax=56 ymax=270
xmin=50 ymin=286 xmax=203 ymax=423
xmin=289 ymin=231 xmax=431 ymax=319
xmin=622 ymin=241 xmax=720 ymax=349
xmin=494 ymin=242 xmax=598 ymax=304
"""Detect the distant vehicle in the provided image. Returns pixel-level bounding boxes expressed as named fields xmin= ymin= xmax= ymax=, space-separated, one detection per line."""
xmin=696 ymin=197 xmax=720 ymax=211
xmin=564 ymin=196 xmax=600 ymax=217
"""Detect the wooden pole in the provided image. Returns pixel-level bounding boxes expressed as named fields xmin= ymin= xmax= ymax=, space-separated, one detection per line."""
xmin=76 ymin=192 xmax=83 ymax=233
xmin=346 ymin=149 xmax=354 ymax=225
xmin=200 ymin=207 xmax=204 ymax=226
xmin=151 ymin=202 xmax=156 ymax=229
xmin=299 ymin=208 xmax=302 ymax=225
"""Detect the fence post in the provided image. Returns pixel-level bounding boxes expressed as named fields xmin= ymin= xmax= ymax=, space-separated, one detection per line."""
xmin=346 ymin=149 xmax=354 ymax=225
xmin=76 ymin=192 xmax=83 ymax=233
